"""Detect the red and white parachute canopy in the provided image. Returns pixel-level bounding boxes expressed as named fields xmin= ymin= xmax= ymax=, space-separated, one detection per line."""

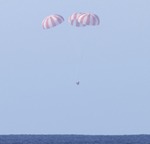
xmin=68 ymin=12 xmax=86 ymax=27
xmin=78 ymin=13 xmax=100 ymax=26
xmin=42 ymin=14 xmax=64 ymax=29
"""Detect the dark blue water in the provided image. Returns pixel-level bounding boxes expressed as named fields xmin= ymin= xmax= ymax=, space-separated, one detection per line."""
xmin=0 ymin=135 xmax=150 ymax=144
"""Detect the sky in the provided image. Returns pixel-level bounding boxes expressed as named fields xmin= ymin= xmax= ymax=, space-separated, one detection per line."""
xmin=0 ymin=0 xmax=150 ymax=135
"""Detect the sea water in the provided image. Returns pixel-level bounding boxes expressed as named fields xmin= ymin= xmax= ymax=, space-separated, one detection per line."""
xmin=0 ymin=135 xmax=150 ymax=144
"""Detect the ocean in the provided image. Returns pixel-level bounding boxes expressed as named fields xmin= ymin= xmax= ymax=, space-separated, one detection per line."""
xmin=0 ymin=135 xmax=150 ymax=144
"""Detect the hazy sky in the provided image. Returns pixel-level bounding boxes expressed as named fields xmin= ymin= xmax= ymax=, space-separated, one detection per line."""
xmin=0 ymin=0 xmax=150 ymax=135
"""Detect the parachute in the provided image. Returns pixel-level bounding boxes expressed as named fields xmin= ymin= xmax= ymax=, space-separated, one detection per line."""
xmin=78 ymin=13 xmax=100 ymax=26
xmin=68 ymin=12 xmax=86 ymax=27
xmin=42 ymin=12 xmax=100 ymax=85
xmin=42 ymin=14 xmax=64 ymax=29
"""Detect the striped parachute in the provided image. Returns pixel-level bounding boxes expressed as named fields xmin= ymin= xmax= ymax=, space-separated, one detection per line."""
xmin=78 ymin=13 xmax=100 ymax=26
xmin=42 ymin=14 xmax=64 ymax=29
xmin=68 ymin=12 xmax=86 ymax=27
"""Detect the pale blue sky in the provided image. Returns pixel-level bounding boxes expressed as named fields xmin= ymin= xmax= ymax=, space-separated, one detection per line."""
xmin=0 ymin=0 xmax=150 ymax=135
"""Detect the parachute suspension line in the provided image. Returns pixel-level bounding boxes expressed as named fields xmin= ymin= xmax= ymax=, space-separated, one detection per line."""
xmin=76 ymin=44 xmax=85 ymax=84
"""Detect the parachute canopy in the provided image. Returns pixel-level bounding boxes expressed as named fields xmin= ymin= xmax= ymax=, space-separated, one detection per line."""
xmin=42 ymin=14 xmax=64 ymax=29
xmin=78 ymin=13 xmax=100 ymax=26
